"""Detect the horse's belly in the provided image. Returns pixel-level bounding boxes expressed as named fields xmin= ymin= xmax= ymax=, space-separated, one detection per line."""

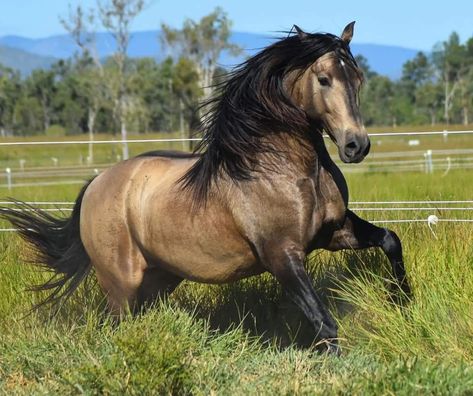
xmin=139 ymin=186 xmax=264 ymax=284
xmin=146 ymin=238 xmax=263 ymax=284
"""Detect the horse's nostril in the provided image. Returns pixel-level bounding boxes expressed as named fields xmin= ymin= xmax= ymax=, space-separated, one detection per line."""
xmin=346 ymin=141 xmax=358 ymax=150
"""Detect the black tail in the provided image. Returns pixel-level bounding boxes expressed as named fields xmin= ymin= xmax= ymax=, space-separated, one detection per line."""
xmin=0 ymin=179 xmax=94 ymax=308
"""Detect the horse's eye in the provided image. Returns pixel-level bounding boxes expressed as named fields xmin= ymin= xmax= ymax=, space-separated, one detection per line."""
xmin=318 ymin=76 xmax=330 ymax=87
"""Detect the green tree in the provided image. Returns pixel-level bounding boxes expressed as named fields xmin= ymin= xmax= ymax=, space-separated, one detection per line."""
xmin=397 ymin=52 xmax=438 ymax=124
xmin=61 ymin=4 xmax=108 ymax=162
xmin=98 ymin=0 xmax=145 ymax=159
xmin=26 ymin=69 xmax=57 ymax=132
xmin=162 ymin=7 xmax=241 ymax=102
xmin=53 ymin=61 xmax=88 ymax=134
xmin=415 ymin=82 xmax=443 ymax=125
xmin=162 ymin=8 xmax=241 ymax=141
xmin=361 ymin=75 xmax=395 ymax=126
xmin=172 ymin=57 xmax=202 ymax=148
xmin=400 ymin=52 xmax=432 ymax=102
xmin=0 ymin=65 xmax=21 ymax=135
xmin=128 ymin=57 xmax=172 ymax=133
xmin=13 ymin=96 xmax=44 ymax=135
xmin=432 ymin=32 xmax=469 ymax=124
xmin=355 ymin=54 xmax=377 ymax=80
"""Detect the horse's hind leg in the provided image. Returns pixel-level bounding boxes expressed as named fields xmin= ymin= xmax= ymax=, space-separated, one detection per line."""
xmin=95 ymin=262 xmax=182 ymax=316
xmin=90 ymin=242 xmax=149 ymax=317
xmin=136 ymin=266 xmax=183 ymax=312
xmin=94 ymin=263 xmax=145 ymax=317
xmin=324 ymin=209 xmax=411 ymax=301
xmin=85 ymin=231 xmax=181 ymax=316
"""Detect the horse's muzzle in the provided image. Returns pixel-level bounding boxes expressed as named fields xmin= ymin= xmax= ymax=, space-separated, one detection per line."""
xmin=340 ymin=134 xmax=370 ymax=163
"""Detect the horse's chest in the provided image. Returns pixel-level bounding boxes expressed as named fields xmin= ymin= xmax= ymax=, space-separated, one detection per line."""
xmin=287 ymin=177 xmax=346 ymax=244
xmin=315 ymin=170 xmax=348 ymax=227
xmin=320 ymin=198 xmax=346 ymax=226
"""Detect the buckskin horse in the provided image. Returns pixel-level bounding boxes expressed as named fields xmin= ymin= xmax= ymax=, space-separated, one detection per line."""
xmin=2 ymin=22 xmax=410 ymax=353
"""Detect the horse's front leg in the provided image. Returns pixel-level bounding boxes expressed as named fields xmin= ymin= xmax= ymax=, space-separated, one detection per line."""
xmin=325 ymin=210 xmax=411 ymax=302
xmin=262 ymin=239 xmax=340 ymax=354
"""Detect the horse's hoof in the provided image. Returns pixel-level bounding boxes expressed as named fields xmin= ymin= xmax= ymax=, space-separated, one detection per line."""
xmin=316 ymin=339 xmax=341 ymax=356
xmin=327 ymin=341 xmax=342 ymax=356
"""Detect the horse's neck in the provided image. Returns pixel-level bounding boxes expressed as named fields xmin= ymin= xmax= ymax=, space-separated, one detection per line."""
xmin=311 ymin=134 xmax=338 ymax=171
xmin=264 ymin=131 xmax=349 ymax=204
xmin=254 ymin=132 xmax=316 ymax=177
xmin=311 ymin=134 xmax=349 ymax=205
xmin=257 ymin=131 xmax=336 ymax=177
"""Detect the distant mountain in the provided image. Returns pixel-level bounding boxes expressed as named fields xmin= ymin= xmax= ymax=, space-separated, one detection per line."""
xmin=0 ymin=31 xmax=420 ymax=79
xmin=0 ymin=45 xmax=56 ymax=75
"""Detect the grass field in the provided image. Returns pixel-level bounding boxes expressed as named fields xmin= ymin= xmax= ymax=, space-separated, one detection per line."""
xmin=0 ymin=131 xmax=473 ymax=394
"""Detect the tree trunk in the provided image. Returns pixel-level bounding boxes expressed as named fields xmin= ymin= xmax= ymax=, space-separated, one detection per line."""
xmin=121 ymin=116 xmax=129 ymax=160
xmin=42 ymin=98 xmax=50 ymax=132
xmin=179 ymin=98 xmax=187 ymax=151
xmin=444 ymin=75 xmax=450 ymax=125
xmin=87 ymin=107 xmax=96 ymax=164
xmin=430 ymin=109 xmax=436 ymax=126
xmin=188 ymin=107 xmax=201 ymax=152
xmin=460 ymin=82 xmax=469 ymax=125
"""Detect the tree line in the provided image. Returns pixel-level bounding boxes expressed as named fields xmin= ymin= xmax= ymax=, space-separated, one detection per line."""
xmin=1 ymin=2 xmax=473 ymax=151
xmin=0 ymin=1 xmax=236 ymax=160
xmin=358 ymin=31 xmax=473 ymax=127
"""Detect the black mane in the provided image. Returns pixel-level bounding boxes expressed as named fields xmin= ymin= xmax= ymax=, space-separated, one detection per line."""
xmin=137 ymin=150 xmax=200 ymax=159
xmin=180 ymin=30 xmax=359 ymax=203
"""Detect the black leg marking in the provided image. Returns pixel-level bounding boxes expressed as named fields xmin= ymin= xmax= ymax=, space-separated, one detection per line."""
xmin=263 ymin=240 xmax=340 ymax=354
xmin=325 ymin=210 xmax=411 ymax=303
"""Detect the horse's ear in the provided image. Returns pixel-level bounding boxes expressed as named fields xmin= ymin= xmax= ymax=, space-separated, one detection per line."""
xmin=341 ymin=21 xmax=355 ymax=44
xmin=293 ymin=25 xmax=307 ymax=40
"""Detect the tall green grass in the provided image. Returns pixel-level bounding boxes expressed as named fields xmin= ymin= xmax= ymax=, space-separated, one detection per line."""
xmin=0 ymin=168 xmax=472 ymax=394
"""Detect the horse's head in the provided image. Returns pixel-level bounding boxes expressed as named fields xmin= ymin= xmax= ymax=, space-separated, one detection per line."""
xmin=290 ymin=22 xmax=370 ymax=163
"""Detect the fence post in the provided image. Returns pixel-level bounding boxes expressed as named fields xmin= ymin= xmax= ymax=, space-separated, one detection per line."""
xmin=5 ymin=168 xmax=11 ymax=191
xmin=424 ymin=150 xmax=433 ymax=173
xmin=443 ymin=130 xmax=448 ymax=142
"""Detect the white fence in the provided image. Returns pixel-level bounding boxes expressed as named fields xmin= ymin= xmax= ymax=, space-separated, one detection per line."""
xmin=0 ymin=129 xmax=471 ymax=148
xmin=1 ymin=130 xmax=472 ymax=187
xmin=0 ymin=200 xmax=472 ymax=232
xmin=0 ymin=131 xmax=471 ymax=229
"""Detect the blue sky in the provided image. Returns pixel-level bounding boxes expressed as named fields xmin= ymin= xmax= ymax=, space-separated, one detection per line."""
xmin=1 ymin=0 xmax=473 ymax=50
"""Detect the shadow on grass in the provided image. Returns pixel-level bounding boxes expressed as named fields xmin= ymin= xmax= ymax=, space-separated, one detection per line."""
xmin=172 ymin=248 xmax=393 ymax=350
xmin=4 ymin=241 xmax=396 ymax=351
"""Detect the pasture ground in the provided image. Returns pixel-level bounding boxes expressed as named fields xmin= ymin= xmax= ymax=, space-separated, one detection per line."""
xmin=0 ymin=131 xmax=473 ymax=394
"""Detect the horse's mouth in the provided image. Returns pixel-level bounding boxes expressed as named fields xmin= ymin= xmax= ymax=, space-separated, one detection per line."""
xmin=339 ymin=151 xmax=366 ymax=163
xmin=338 ymin=138 xmax=370 ymax=163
